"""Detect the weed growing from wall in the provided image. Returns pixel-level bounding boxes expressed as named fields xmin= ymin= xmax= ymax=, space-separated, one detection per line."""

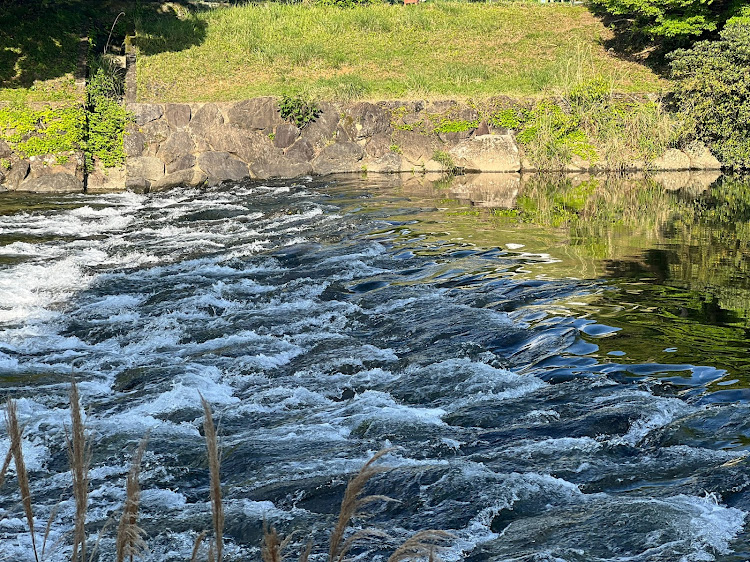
xmin=85 ymin=57 xmax=130 ymax=168
xmin=278 ymin=95 xmax=320 ymax=129
xmin=0 ymin=104 xmax=84 ymax=159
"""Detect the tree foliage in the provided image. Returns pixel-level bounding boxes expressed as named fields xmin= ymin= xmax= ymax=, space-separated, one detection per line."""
xmin=670 ymin=12 xmax=750 ymax=168
xmin=590 ymin=0 xmax=746 ymax=45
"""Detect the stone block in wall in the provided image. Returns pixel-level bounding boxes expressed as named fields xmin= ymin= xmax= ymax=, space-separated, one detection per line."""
xmin=226 ymin=97 xmax=281 ymax=131
xmin=124 ymin=128 xmax=145 ymax=157
xmin=165 ymin=103 xmax=191 ymax=130
xmin=125 ymin=176 xmax=150 ymax=193
xmin=286 ymin=138 xmax=314 ymax=162
xmin=87 ymin=164 xmax=126 ymax=193
xmin=363 ymin=152 xmax=402 ymax=173
xmin=301 ymin=103 xmax=340 ymax=150
xmin=250 ymin=154 xmax=313 ymax=179
xmin=364 ymin=133 xmax=392 ymax=159
xmin=650 ymin=148 xmax=691 ymax=171
xmin=189 ymin=103 xmax=225 ymax=138
xmin=5 ymin=160 xmax=29 ymax=189
xmin=128 ymin=156 xmax=165 ymax=182
xmin=0 ymin=140 xmax=11 ymax=159
xmin=204 ymin=126 xmax=273 ymax=164
xmin=392 ymin=130 xmax=439 ymax=165
xmin=197 ymin=151 xmax=249 ymax=184
xmin=343 ymin=102 xmax=391 ymax=141
xmin=157 ymin=131 xmax=195 ymax=166
xmin=167 ymin=154 xmax=196 ymax=174
xmin=448 ymin=134 xmax=520 ymax=173
xmin=274 ymin=123 xmax=300 ymax=149
xmin=151 ymin=168 xmax=208 ymax=191
xmin=17 ymin=173 xmax=83 ymax=193
xmin=312 ymin=142 xmax=363 ymax=175
xmin=28 ymin=154 xmax=80 ymax=179
xmin=141 ymin=120 xmax=171 ymax=146
xmin=132 ymin=104 xmax=163 ymax=126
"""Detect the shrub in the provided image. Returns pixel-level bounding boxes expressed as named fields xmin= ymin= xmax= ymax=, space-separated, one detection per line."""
xmin=85 ymin=59 xmax=130 ymax=168
xmin=278 ymin=94 xmax=320 ymax=129
xmin=670 ymin=15 xmax=750 ymax=169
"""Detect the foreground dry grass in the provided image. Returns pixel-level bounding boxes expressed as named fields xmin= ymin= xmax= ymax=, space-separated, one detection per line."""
xmin=1 ymin=381 xmax=450 ymax=561
xmin=135 ymin=2 xmax=665 ymax=102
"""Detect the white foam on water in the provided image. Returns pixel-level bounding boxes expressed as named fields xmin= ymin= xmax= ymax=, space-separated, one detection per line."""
xmin=605 ymin=391 xmax=694 ymax=446
xmin=508 ymin=437 xmax=602 ymax=458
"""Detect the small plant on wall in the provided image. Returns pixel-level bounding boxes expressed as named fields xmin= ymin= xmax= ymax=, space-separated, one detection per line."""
xmin=278 ymin=95 xmax=320 ymax=129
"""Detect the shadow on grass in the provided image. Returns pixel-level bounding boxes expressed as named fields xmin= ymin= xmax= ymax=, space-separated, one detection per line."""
xmin=0 ymin=0 xmax=208 ymax=93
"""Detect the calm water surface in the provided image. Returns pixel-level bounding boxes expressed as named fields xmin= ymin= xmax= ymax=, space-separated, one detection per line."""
xmin=1 ymin=172 xmax=750 ymax=561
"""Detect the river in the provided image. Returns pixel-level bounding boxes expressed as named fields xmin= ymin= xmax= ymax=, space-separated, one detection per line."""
xmin=1 ymin=172 xmax=749 ymax=561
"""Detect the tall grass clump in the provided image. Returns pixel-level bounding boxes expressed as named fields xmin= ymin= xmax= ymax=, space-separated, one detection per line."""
xmin=202 ymin=394 xmax=224 ymax=561
xmin=5 ymin=398 xmax=39 ymax=562
xmin=116 ymin=437 xmax=148 ymax=562
xmin=66 ymin=378 xmax=90 ymax=562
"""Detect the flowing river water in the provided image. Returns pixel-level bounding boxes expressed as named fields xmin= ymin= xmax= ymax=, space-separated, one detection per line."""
xmin=1 ymin=172 xmax=750 ymax=561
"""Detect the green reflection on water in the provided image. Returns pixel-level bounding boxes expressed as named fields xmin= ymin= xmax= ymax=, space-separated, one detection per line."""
xmin=351 ymin=171 xmax=750 ymax=389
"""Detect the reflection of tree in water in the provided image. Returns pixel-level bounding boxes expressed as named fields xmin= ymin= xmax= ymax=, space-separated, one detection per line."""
xmin=0 ymin=1 xmax=207 ymax=92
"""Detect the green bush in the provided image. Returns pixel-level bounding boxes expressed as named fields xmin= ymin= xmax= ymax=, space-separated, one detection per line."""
xmin=85 ymin=61 xmax=130 ymax=168
xmin=278 ymin=95 xmax=320 ymax=129
xmin=670 ymin=16 xmax=750 ymax=169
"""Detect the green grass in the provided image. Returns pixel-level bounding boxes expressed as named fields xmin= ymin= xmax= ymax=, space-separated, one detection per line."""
xmin=135 ymin=1 xmax=665 ymax=102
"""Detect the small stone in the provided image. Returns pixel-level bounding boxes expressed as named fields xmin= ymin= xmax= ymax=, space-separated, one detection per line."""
xmin=686 ymin=141 xmax=722 ymax=170
xmin=165 ymin=103 xmax=191 ymax=129
xmin=474 ymin=121 xmax=490 ymax=136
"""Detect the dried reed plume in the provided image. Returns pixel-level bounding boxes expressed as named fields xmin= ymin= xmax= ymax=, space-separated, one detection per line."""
xmin=329 ymin=449 xmax=395 ymax=562
xmin=261 ymin=521 xmax=290 ymax=562
xmin=0 ymin=441 xmax=12 ymax=489
xmin=116 ymin=436 xmax=148 ymax=562
xmin=387 ymin=530 xmax=454 ymax=562
xmin=201 ymin=395 xmax=224 ymax=561
xmin=190 ymin=530 xmax=208 ymax=562
xmin=5 ymin=398 xmax=39 ymax=562
xmin=66 ymin=378 xmax=90 ymax=562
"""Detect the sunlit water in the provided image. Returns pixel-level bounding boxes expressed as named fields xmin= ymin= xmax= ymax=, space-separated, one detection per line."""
xmin=1 ymin=173 xmax=750 ymax=561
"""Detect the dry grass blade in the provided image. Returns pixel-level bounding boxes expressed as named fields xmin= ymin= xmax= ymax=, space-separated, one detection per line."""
xmin=116 ymin=436 xmax=148 ymax=562
xmin=336 ymin=528 xmax=388 ymax=562
xmin=201 ymin=394 xmax=224 ymax=562
xmin=387 ymin=530 xmax=455 ymax=562
xmin=67 ymin=378 xmax=90 ymax=562
xmin=261 ymin=521 xmax=283 ymax=562
xmin=329 ymin=449 xmax=395 ymax=562
xmin=298 ymin=542 xmax=312 ymax=562
xmin=0 ymin=442 xmax=12 ymax=488
xmin=6 ymin=398 xmax=39 ymax=562
xmin=41 ymin=500 xmax=62 ymax=559
xmin=190 ymin=530 xmax=207 ymax=562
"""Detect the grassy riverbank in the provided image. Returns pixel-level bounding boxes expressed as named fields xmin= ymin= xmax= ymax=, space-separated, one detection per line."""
xmin=135 ymin=1 xmax=664 ymax=102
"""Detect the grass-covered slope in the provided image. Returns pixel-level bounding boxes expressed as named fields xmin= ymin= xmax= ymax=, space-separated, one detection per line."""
xmin=135 ymin=1 xmax=665 ymax=102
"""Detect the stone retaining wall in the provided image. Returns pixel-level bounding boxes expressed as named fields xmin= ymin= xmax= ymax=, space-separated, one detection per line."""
xmin=0 ymin=97 xmax=724 ymax=194
xmin=120 ymin=97 xmax=722 ymax=193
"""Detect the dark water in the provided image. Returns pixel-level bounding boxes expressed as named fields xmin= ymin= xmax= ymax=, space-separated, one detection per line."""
xmin=1 ymin=172 xmax=750 ymax=561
